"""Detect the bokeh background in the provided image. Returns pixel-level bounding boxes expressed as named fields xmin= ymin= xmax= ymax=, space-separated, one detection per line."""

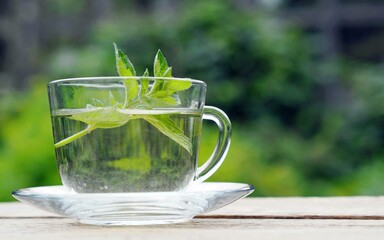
xmin=1 ymin=0 xmax=384 ymax=201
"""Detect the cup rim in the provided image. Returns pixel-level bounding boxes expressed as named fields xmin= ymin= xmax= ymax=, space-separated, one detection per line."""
xmin=48 ymin=76 xmax=206 ymax=85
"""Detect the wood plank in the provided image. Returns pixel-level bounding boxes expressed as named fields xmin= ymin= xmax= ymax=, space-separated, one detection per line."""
xmin=1 ymin=218 xmax=384 ymax=240
xmin=0 ymin=202 xmax=59 ymax=218
xmin=202 ymin=197 xmax=384 ymax=219
xmin=2 ymin=198 xmax=384 ymax=240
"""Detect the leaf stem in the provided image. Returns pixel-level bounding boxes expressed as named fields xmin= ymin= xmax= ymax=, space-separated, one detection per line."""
xmin=54 ymin=125 xmax=94 ymax=148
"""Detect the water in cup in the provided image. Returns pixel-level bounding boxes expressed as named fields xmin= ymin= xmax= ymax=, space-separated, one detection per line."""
xmin=51 ymin=108 xmax=203 ymax=193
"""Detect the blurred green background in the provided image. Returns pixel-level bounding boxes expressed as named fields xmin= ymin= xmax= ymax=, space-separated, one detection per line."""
xmin=1 ymin=0 xmax=384 ymax=201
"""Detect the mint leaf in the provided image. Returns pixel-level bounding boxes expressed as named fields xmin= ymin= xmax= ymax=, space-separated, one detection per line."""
xmin=154 ymin=49 xmax=169 ymax=77
xmin=53 ymin=107 xmax=132 ymax=148
xmin=122 ymin=79 xmax=139 ymax=104
xmin=151 ymin=51 xmax=191 ymax=104
xmin=114 ymin=43 xmax=136 ymax=76
xmin=151 ymin=95 xmax=179 ymax=105
xmin=69 ymin=107 xmax=130 ymax=129
xmin=114 ymin=43 xmax=139 ymax=104
xmin=163 ymin=79 xmax=192 ymax=92
xmin=143 ymin=115 xmax=192 ymax=153
xmin=164 ymin=67 xmax=172 ymax=77
xmin=58 ymin=105 xmax=192 ymax=153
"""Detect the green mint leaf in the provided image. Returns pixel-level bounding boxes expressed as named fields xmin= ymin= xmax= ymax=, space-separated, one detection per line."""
xmin=114 ymin=43 xmax=136 ymax=76
xmin=113 ymin=43 xmax=139 ymax=104
xmin=142 ymin=115 xmax=192 ymax=153
xmin=164 ymin=67 xmax=172 ymax=77
xmin=122 ymin=78 xmax=139 ymax=103
xmin=54 ymin=107 xmax=133 ymax=148
xmin=151 ymin=95 xmax=179 ymax=105
xmin=151 ymin=51 xmax=190 ymax=104
xmin=155 ymin=96 xmax=179 ymax=105
xmin=149 ymin=90 xmax=179 ymax=105
xmin=69 ymin=107 xmax=130 ymax=129
xmin=154 ymin=49 xmax=169 ymax=77
xmin=150 ymin=90 xmax=173 ymax=98
xmin=163 ymin=79 xmax=192 ymax=92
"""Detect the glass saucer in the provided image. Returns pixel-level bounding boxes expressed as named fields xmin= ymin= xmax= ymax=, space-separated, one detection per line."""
xmin=12 ymin=182 xmax=254 ymax=226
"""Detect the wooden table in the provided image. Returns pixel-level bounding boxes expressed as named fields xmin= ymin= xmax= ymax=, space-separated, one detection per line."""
xmin=1 ymin=197 xmax=384 ymax=239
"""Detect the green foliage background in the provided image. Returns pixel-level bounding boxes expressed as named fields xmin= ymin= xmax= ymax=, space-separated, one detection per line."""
xmin=1 ymin=0 xmax=384 ymax=201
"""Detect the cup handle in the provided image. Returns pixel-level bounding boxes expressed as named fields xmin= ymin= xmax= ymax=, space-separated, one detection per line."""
xmin=195 ymin=106 xmax=231 ymax=183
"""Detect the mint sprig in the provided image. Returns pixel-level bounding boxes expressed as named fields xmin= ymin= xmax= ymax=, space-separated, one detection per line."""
xmin=54 ymin=44 xmax=193 ymax=154
xmin=114 ymin=45 xmax=192 ymax=153
xmin=54 ymin=105 xmax=132 ymax=148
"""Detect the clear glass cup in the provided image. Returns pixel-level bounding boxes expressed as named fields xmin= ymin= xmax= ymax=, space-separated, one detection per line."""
xmin=48 ymin=77 xmax=231 ymax=193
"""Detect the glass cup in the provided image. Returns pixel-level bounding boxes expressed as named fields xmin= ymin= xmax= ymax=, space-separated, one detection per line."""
xmin=48 ymin=77 xmax=231 ymax=193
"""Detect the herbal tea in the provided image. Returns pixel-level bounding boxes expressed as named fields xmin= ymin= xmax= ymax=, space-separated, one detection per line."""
xmin=48 ymin=46 xmax=231 ymax=193
xmin=52 ymin=108 xmax=202 ymax=193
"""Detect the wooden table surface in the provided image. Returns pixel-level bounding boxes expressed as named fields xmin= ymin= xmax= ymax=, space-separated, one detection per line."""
xmin=1 ymin=197 xmax=384 ymax=239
